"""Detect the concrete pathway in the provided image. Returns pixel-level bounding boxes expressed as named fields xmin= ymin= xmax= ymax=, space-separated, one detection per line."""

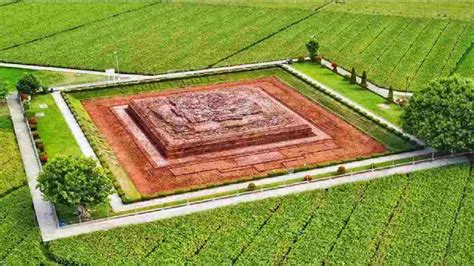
xmin=109 ymin=148 xmax=434 ymax=212
xmin=53 ymin=59 xmax=287 ymax=91
xmin=51 ymin=92 xmax=98 ymax=160
xmin=48 ymin=156 xmax=468 ymax=241
xmin=6 ymin=94 xmax=58 ymax=241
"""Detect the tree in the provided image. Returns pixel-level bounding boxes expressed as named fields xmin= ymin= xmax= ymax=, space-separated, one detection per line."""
xmin=37 ymin=156 xmax=114 ymax=219
xmin=0 ymin=82 xmax=7 ymax=100
xmin=361 ymin=71 xmax=368 ymax=87
xmin=401 ymin=76 xmax=473 ymax=152
xmin=350 ymin=67 xmax=357 ymax=84
xmin=387 ymin=86 xmax=394 ymax=103
xmin=16 ymin=73 xmax=41 ymax=95
xmin=305 ymin=37 xmax=319 ymax=59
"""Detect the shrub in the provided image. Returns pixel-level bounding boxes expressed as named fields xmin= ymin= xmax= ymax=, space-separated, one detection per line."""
xmin=247 ymin=182 xmax=257 ymax=191
xmin=361 ymin=71 xmax=368 ymax=87
xmin=37 ymin=156 xmax=114 ymax=217
xmin=395 ymin=97 xmax=408 ymax=108
xmin=331 ymin=62 xmax=338 ymax=72
xmin=304 ymin=175 xmax=313 ymax=181
xmin=315 ymin=55 xmax=322 ymax=63
xmin=37 ymin=143 xmax=45 ymax=152
xmin=297 ymin=55 xmax=306 ymax=62
xmin=28 ymin=117 xmax=37 ymax=125
xmin=30 ymin=123 xmax=37 ymax=130
xmin=305 ymin=37 xmax=319 ymax=58
xmin=19 ymin=93 xmax=29 ymax=102
xmin=41 ymin=86 xmax=49 ymax=94
xmin=32 ymin=131 xmax=40 ymax=139
xmin=350 ymin=68 xmax=357 ymax=84
xmin=401 ymin=76 xmax=473 ymax=152
xmin=387 ymin=86 xmax=394 ymax=103
xmin=16 ymin=73 xmax=41 ymax=95
xmin=39 ymin=153 xmax=48 ymax=164
xmin=337 ymin=166 xmax=346 ymax=175
xmin=0 ymin=82 xmax=7 ymax=100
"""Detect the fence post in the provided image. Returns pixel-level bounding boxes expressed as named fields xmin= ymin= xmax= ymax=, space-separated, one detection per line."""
xmin=432 ymin=152 xmax=435 ymax=161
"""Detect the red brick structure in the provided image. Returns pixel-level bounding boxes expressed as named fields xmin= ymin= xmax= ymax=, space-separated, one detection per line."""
xmin=83 ymin=77 xmax=385 ymax=195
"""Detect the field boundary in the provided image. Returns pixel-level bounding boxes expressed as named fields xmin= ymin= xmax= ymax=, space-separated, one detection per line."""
xmin=450 ymin=40 xmax=473 ymax=75
xmin=209 ymin=1 xmax=332 ymax=67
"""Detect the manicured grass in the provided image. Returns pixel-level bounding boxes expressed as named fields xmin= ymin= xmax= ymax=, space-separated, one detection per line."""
xmin=44 ymin=165 xmax=473 ymax=264
xmin=0 ymin=67 xmax=105 ymax=92
xmin=0 ymin=104 xmax=26 ymax=195
xmin=66 ymin=67 xmax=416 ymax=201
xmin=27 ymin=94 xmax=112 ymax=222
xmin=29 ymin=94 xmax=81 ymax=158
xmin=293 ymin=62 xmax=404 ymax=125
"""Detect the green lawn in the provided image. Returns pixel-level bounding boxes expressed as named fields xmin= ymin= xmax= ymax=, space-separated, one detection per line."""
xmin=0 ymin=67 xmax=105 ymax=92
xmin=293 ymin=62 xmax=404 ymax=125
xmin=29 ymin=94 xmax=81 ymax=158
xmin=0 ymin=104 xmax=26 ymax=195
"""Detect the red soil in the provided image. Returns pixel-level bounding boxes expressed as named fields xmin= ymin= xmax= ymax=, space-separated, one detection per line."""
xmin=82 ymin=77 xmax=385 ymax=196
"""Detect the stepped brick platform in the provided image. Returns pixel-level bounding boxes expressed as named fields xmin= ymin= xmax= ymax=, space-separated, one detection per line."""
xmin=82 ymin=77 xmax=385 ymax=196
xmin=127 ymin=86 xmax=314 ymax=158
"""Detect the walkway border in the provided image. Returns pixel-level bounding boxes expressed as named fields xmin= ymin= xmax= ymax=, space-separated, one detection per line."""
xmin=46 ymin=156 xmax=470 ymax=241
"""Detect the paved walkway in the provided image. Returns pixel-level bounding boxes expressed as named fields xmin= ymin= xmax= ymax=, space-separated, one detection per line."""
xmin=53 ymin=59 xmax=287 ymax=91
xmin=51 ymin=92 xmax=98 ymax=160
xmin=48 ymin=156 xmax=468 ymax=241
xmin=6 ymin=94 xmax=58 ymax=241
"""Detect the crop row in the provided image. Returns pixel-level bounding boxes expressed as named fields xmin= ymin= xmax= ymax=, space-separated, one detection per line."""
xmin=373 ymin=165 xmax=470 ymax=264
xmin=0 ymin=2 xmax=147 ymax=50
xmin=0 ymin=4 xmax=309 ymax=74
xmin=44 ymin=164 xmax=472 ymax=264
xmin=220 ymin=12 xmax=472 ymax=92
xmin=0 ymin=105 xmax=26 ymax=195
xmin=0 ymin=187 xmax=50 ymax=265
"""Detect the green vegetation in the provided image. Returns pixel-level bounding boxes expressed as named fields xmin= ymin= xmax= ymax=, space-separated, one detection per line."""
xmin=293 ymin=62 xmax=404 ymax=125
xmin=0 ymin=2 xmax=147 ymax=50
xmin=0 ymin=4 xmax=470 ymax=92
xmin=37 ymin=156 xmax=114 ymax=219
xmin=0 ymin=104 xmax=26 ymax=195
xmin=402 ymin=76 xmax=473 ymax=152
xmin=39 ymin=165 xmax=471 ymax=264
xmin=0 ymin=4 xmax=310 ymax=73
xmin=324 ymin=1 xmax=473 ymax=21
xmin=29 ymin=94 xmax=81 ymax=158
xmin=0 ymin=67 xmax=105 ymax=92
xmin=66 ymin=68 xmax=415 ymax=200
xmin=220 ymin=12 xmax=473 ymax=92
